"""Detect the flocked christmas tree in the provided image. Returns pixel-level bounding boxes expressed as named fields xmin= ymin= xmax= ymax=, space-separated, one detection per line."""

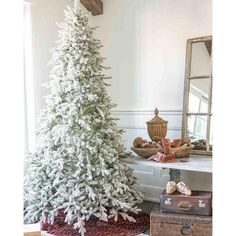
xmin=24 ymin=1 xmax=143 ymax=235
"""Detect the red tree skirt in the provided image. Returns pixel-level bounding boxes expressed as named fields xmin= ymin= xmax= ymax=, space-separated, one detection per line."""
xmin=41 ymin=211 xmax=150 ymax=236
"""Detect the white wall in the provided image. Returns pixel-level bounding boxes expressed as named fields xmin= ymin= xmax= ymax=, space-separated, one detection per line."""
xmin=89 ymin=0 xmax=212 ymax=145
xmin=91 ymin=0 xmax=212 ymax=110
xmin=29 ymin=0 xmax=75 ymax=128
xmin=29 ymin=0 xmax=212 ymax=201
xmin=90 ymin=0 xmax=212 ymax=201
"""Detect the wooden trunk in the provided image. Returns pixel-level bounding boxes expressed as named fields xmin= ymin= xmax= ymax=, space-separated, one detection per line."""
xmin=160 ymin=190 xmax=212 ymax=216
xmin=151 ymin=203 xmax=212 ymax=236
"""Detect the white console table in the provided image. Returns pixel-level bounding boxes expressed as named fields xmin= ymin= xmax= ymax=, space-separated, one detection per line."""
xmin=125 ymin=155 xmax=212 ymax=182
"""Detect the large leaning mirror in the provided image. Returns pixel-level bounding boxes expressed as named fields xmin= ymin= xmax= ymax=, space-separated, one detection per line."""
xmin=182 ymin=36 xmax=212 ymax=155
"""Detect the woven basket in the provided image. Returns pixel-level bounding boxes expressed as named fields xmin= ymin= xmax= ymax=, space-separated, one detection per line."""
xmin=131 ymin=147 xmax=162 ymax=158
xmin=171 ymin=146 xmax=193 ymax=158
xmin=146 ymin=108 xmax=168 ymax=140
xmin=147 ymin=123 xmax=168 ymax=140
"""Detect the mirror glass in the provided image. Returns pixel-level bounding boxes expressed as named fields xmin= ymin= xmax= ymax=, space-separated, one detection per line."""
xmin=188 ymin=79 xmax=209 ymax=113
xmin=209 ymin=120 xmax=213 ymax=146
xmin=187 ymin=115 xmax=207 ymax=144
xmin=190 ymin=41 xmax=211 ymax=77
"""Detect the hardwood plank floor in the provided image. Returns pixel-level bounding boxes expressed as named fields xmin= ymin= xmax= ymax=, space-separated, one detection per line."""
xmin=138 ymin=200 xmax=157 ymax=235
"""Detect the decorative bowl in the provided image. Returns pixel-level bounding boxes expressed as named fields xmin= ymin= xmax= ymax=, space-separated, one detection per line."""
xmin=131 ymin=145 xmax=194 ymax=158
xmin=171 ymin=146 xmax=194 ymax=158
xmin=131 ymin=147 xmax=162 ymax=158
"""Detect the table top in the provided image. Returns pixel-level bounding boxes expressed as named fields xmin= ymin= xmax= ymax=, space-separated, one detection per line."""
xmin=125 ymin=155 xmax=212 ymax=173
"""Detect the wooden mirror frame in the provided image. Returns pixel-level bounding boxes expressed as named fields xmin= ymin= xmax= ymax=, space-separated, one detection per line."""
xmin=182 ymin=36 xmax=212 ymax=156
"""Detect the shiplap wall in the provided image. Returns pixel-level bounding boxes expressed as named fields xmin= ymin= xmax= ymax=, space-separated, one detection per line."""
xmin=91 ymin=0 xmax=212 ymax=201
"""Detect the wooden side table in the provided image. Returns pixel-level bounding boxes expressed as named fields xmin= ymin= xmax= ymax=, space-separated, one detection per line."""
xmin=125 ymin=155 xmax=212 ymax=183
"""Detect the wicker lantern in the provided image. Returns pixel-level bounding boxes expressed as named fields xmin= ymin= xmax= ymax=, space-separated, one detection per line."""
xmin=146 ymin=108 xmax=168 ymax=141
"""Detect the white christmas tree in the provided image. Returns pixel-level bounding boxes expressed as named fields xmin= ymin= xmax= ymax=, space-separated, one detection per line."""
xmin=24 ymin=1 xmax=143 ymax=235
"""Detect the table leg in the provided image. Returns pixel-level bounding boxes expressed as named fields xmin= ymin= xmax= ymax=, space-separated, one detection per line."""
xmin=169 ymin=169 xmax=181 ymax=183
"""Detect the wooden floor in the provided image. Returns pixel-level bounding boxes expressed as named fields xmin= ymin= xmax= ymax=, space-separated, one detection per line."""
xmin=139 ymin=200 xmax=157 ymax=214
xmin=138 ymin=200 xmax=157 ymax=235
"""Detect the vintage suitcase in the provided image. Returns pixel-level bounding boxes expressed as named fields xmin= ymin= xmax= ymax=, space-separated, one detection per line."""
xmin=151 ymin=203 xmax=212 ymax=236
xmin=160 ymin=190 xmax=212 ymax=216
